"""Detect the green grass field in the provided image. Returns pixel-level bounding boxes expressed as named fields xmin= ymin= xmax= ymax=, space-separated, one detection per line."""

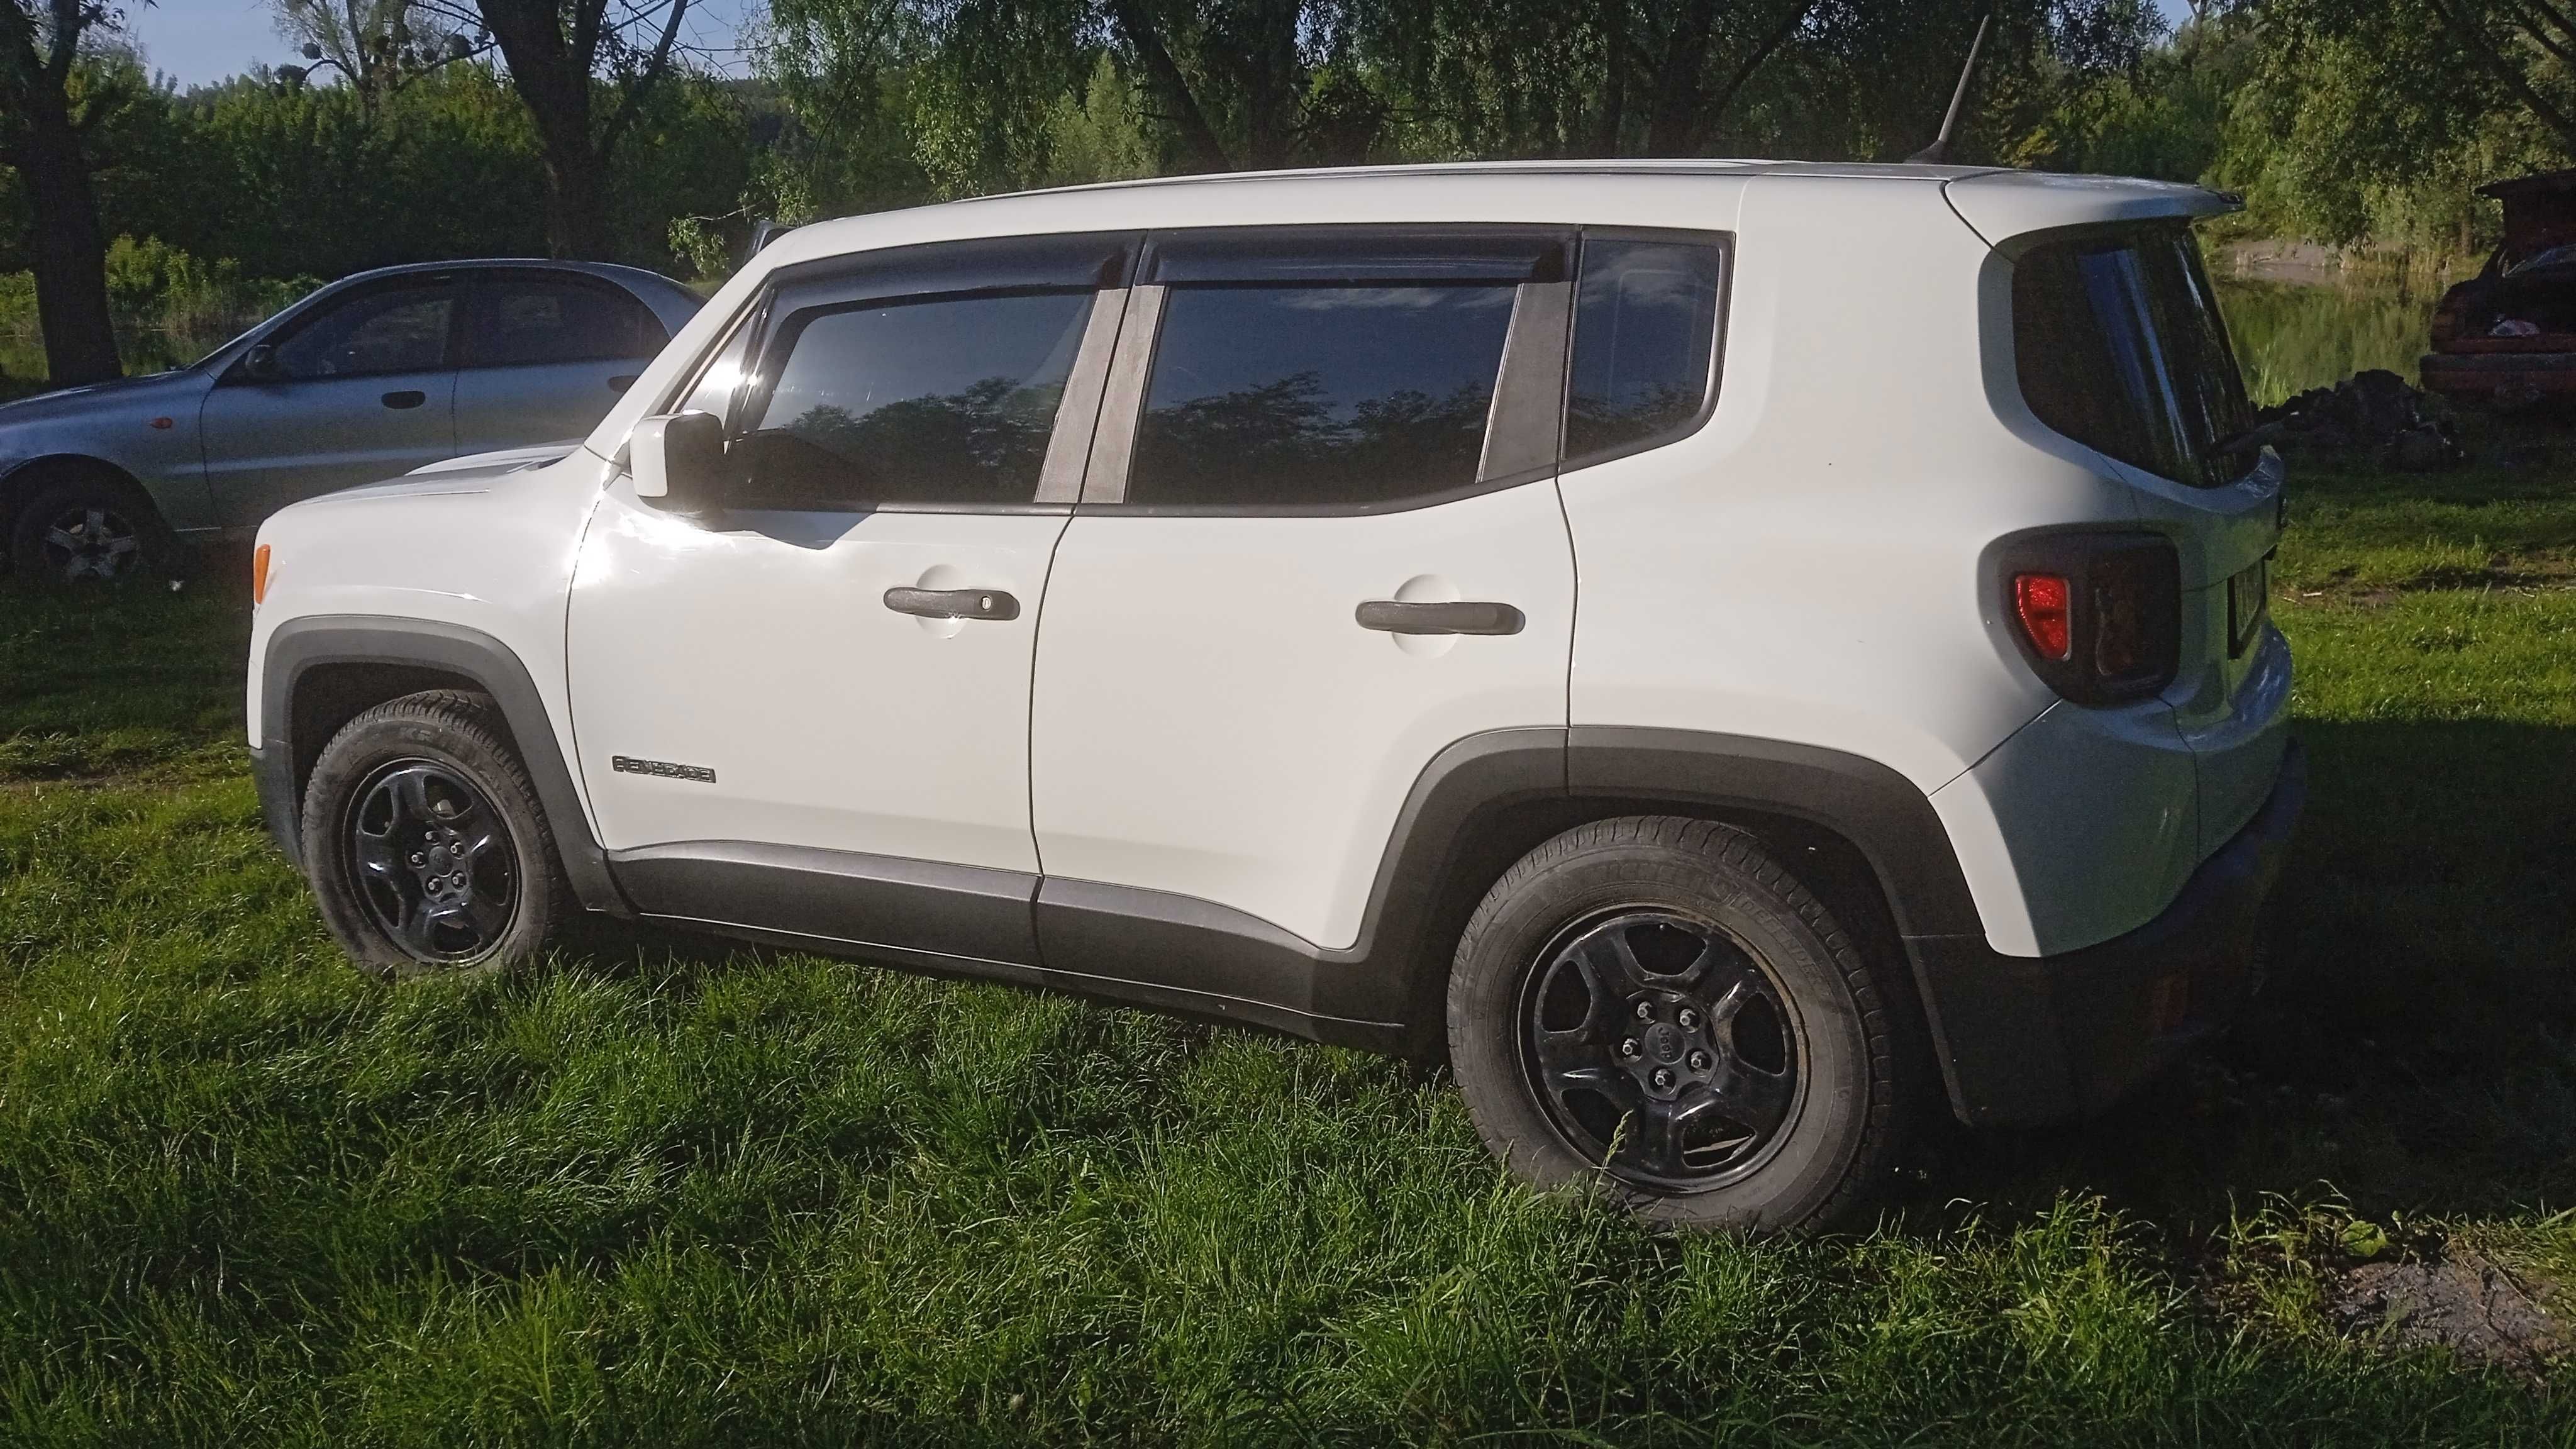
xmin=3 ymin=434 xmax=2572 ymax=1445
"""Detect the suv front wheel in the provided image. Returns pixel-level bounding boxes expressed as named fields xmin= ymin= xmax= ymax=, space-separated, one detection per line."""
xmin=1446 ymin=816 xmax=1905 ymax=1231
xmin=300 ymin=690 xmax=566 ymax=978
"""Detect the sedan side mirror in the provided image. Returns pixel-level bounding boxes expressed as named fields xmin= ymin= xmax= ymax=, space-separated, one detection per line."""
xmin=240 ymin=343 xmax=282 ymax=382
xmin=630 ymin=411 xmax=726 ymax=511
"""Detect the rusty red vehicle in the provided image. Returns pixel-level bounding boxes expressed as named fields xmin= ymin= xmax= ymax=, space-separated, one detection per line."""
xmin=2423 ymin=168 xmax=2576 ymax=406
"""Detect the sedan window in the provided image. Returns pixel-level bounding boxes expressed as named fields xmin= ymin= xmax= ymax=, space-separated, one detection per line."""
xmin=468 ymin=277 xmax=667 ymax=368
xmin=271 ymin=286 xmax=456 ymax=379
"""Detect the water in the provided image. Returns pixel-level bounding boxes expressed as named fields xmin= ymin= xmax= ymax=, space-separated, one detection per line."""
xmin=2211 ymin=274 xmax=2442 ymax=406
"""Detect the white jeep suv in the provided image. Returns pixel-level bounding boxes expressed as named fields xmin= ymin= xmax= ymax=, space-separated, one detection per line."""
xmin=247 ymin=162 xmax=2301 ymax=1230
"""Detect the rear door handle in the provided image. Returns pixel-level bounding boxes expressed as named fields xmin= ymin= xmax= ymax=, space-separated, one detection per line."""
xmin=884 ymin=586 xmax=1021 ymax=621
xmin=1354 ymin=599 xmax=1524 ymax=636
xmin=381 ymin=389 xmax=427 ymax=409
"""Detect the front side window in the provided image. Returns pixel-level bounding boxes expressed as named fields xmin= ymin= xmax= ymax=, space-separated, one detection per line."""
xmin=2012 ymin=227 xmax=2255 ymax=487
xmin=270 ymin=284 xmax=455 ymax=379
xmin=469 ymin=277 xmax=666 ymax=368
xmin=1128 ymin=281 xmax=1518 ymax=508
xmin=740 ymin=289 xmax=1092 ymax=509
xmin=1566 ymin=239 xmax=1725 ymax=464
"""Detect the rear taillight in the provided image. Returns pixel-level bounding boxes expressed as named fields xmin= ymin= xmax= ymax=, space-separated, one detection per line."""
xmin=1998 ymin=532 xmax=2179 ymax=706
xmin=2012 ymin=573 xmax=2071 ymax=660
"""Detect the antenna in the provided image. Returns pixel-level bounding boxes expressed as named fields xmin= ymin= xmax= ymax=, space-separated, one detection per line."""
xmin=1907 ymin=11 xmax=1992 ymax=165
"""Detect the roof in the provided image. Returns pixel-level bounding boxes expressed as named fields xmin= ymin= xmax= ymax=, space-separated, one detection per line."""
xmin=2478 ymin=167 xmax=2576 ymax=201
xmin=757 ymin=160 xmax=2237 ymax=275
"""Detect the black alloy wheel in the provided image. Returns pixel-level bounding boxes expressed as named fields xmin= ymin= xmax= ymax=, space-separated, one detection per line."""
xmin=36 ymin=500 xmax=145 ymax=582
xmin=1446 ymin=816 xmax=1907 ymax=1231
xmin=343 ymin=757 xmax=522 ymax=964
xmin=1521 ymin=909 xmax=1801 ymax=1191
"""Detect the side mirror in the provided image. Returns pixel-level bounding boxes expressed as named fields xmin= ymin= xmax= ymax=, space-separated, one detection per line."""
xmin=630 ymin=411 xmax=726 ymax=511
xmin=240 ymin=343 xmax=282 ymax=382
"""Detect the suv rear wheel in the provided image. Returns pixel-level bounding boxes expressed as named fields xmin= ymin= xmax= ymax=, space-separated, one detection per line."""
xmin=1446 ymin=816 xmax=1904 ymax=1231
xmin=300 ymin=690 xmax=566 ymax=978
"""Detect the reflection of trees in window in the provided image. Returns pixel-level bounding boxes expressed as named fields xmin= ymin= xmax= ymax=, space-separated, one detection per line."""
xmin=760 ymin=375 xmax=1065 ymax=506
xmin=1135 ymin=370 xmax=1494 ymax=506
xmin=1567 ymin=380 xmax=1701 ymax=459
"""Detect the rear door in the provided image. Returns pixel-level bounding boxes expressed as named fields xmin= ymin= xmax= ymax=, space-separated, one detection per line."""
xmin=453 ymin=270 xmax=669 ymax=453
xmin=199 ymin=276 xmax=459 ymax=525
xmin=1028 ymin=228 xmax=1578 ymax=962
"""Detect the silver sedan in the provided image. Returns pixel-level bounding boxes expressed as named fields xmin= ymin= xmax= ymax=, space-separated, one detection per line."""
xmin=0 ymin=259 xmax=700 ymax=582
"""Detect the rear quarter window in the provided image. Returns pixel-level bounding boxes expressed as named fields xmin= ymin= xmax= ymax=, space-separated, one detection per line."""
xmin=2011 ymin=227 xmax=2255 ymax=488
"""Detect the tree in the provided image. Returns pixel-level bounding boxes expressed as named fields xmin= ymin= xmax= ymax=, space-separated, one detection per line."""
xmin=0 ymin=0 xmax=131 ymax=385
xmin=270 ymin=0 xmax=475 ymax=111
xmin=2410 ymin=0 xmax=2576 ymax=157
xmin=416 ymin=0 xmax=695 ymax=258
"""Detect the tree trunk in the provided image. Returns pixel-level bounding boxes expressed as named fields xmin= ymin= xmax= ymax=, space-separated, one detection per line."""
xmin=16 ymin=96 xmax=118 ymax=386
xmin=1108 ymin=0 xmax=1234 ymax=172
xmin=1643 ymin=0 xmax=1721 ymax=157
xmin=530 ymin=101 xmax=613 ymax=260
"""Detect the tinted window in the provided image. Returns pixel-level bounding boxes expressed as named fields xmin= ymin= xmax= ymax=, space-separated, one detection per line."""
xmin=1128 ymin=283 xmax=1516 ymax=508
xmin=272 ymin=285 xmax=453 ymax=379
xmin=470 ymin=278 xmax=665 ymax=368
xmin=740 ymin=289 xmax=1091 ymax=508
xmin=2013 ymin=228 xmax=2255 ymax=487
xmin=1566 ymin=239 xmax=1724 ymax=463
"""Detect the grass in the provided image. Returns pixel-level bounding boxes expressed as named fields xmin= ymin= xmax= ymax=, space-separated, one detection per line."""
xmin=3 ymin=431 xmax=2573 ymax=1445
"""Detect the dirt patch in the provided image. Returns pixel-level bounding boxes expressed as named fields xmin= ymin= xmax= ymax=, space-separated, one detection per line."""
xmin=2329 ymin=1248 xmax=2567 ymax=1380
xmin=2287 ymin=552 xmax=2576 ymax=608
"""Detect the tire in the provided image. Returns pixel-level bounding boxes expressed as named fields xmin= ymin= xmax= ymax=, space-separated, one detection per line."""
xmin=299 ymin=690 xmax=567 ymax=979
xmin=1446 ymin=816 xmax=1904 ymax=1232
xmin=7 ymin=471 xmax=172 ymax=586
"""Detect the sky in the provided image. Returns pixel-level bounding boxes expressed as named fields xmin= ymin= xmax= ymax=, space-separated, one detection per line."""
xmin=123 ymin=0 xmax=2200 ymax=92
xmin=124 ymin=0 xmax=760 ymax=89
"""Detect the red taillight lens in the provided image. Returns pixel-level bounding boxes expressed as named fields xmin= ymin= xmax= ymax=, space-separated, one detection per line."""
xmin=1998 ymin=533 xmax=2180 ymax=706
xmin=2012 ymin=572 xmax=2072 ymax=660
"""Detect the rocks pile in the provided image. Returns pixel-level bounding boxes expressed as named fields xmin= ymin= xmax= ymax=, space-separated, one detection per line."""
xmin=2246 ymin=369 xmax=2466 ymax=472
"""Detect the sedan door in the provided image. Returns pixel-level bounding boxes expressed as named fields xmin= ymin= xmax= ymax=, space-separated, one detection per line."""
xmin=453 ymin=271 xmax=671 ymax=455
xmin=566 ymin=234 xmax=1133 ymax=965
xmin=199 ymin=277 xmax=459 ymax=527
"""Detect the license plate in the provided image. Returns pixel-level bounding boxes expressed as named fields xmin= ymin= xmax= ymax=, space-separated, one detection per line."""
xmin=2227 ymin=556 xmax=2270 ymax=658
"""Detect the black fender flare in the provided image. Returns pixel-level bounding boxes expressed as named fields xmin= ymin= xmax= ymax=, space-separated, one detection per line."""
xmin=253 ymin=615 xmax=628 ymax=915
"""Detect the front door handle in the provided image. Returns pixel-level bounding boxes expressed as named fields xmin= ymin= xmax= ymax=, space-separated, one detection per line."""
xmin=381 ymin=389 xmax=427 ymax=409
xmin=1355 ymin=599 xmax=1524 ymax=636
xmin=885 ymin=586 xmax=1021 ymax=621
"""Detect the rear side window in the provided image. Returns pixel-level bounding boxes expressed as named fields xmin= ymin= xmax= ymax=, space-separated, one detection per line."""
xmin=469 ymin=277 xmax=666 ymax=368
xmin=1566 ymin=239 xmax=1725 ymax=464
xmin=1128 ymin=277 xmax=1519 ymax=509
xmin=2012 ymin=228 xmax=2255 ymax=487
xmin=741 ymin=290 xmax=1091 ymax=508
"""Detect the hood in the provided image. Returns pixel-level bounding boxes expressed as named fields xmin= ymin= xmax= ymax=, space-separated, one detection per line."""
xmin=404 ymin=440 xmax=582 ymax=481
xmin=0 ymin=369 xmax=200 ymax=427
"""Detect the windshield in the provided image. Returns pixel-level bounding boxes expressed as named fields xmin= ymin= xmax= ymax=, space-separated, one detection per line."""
xmin=2011 ymin=225 xmax=2256 ymax=489
xmin=2508 ymin=242 xmax=2576 ymax=275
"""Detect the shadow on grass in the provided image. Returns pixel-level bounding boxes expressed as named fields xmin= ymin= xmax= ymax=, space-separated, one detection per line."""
xmin=1918 ymin=716 xmax=2576 ymax=1232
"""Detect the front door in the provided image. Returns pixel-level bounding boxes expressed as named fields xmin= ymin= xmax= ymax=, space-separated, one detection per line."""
xmin=1030 ymin=228 xmax=1579 ymax=955
xmin=566 ymin=235 xmax=1133 ymax=958
xmin=199 ymin=276 xmax=459 ymax=527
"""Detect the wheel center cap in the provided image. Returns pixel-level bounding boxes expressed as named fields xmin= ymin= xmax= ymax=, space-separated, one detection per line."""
xmin=1646 ymin=1022 xmax=1685 ymax=1063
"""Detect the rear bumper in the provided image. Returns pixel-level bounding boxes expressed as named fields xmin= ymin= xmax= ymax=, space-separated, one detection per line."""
xmin=1911 ymin=738 xmax=2307 ymax=1128
xmin=247 ymin=743 xmax=303 ymax=871
xmin=2420 ymin=350 xmax=2576 ymax=394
